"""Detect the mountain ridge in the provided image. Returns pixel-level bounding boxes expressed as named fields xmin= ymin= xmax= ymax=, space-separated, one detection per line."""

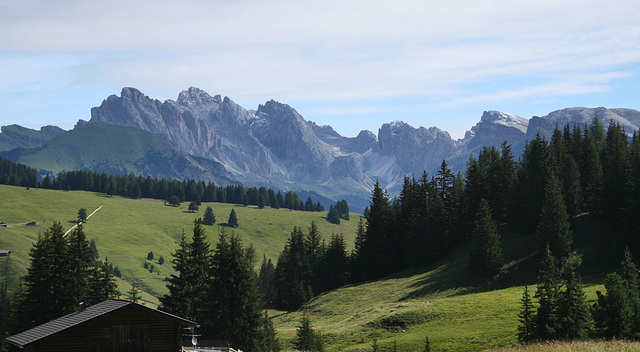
xmin=4 ymin=86 xmax=640 ymax=211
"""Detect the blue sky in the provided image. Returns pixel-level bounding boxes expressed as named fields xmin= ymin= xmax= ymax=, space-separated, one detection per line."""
xmin=1 ymin=0 xmax=639 ymax=139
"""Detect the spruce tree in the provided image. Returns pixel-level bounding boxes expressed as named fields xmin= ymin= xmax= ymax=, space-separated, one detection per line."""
xmin=259 ymin=311 xmax=281 ymax=352
xmin=295 ymin=313 xmax=324 ymax=352
xmin=558 ymin=266 xmax=591 ymax=340
xmin=65 ymin=224 xmax=95 ymax=307
xmin=538 ymin=173 xmax=573 ymax=259
xmin=160 ymin=231 xmax=192 ymax=317
xmin=469 ymin=199 xmax=503 ymax=279
xmin=257 ymin=255 xmax=277 ymax=308
xmin=275 ymin=227 xmax=312 ymax=310
xmin=204 ymin=233 xmax=264 ymax=351
xmin=593 ymin=272 xmax=634 ymax=339
xmin=517 ymin=285 xmax=536 ymax=343
xmin=228 ymin=208 xmax=239 ymax=228
xmin=203 ymin=206 xmax=216 ymax=225
xmin=534 ymin=244 xmax=562 ymax=340
xmin=127 ymin=279 xmax=142 ymax=303
xmin=87 ymin=257 xmax=119 ymax=305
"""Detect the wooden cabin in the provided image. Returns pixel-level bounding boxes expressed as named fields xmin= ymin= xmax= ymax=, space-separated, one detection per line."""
xmin=4 ymin=299 xmax=198 ymax=352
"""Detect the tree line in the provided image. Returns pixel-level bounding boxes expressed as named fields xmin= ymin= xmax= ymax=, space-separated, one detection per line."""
xmin=0 ymin=158 xmax=325 ymax=212
xmin=1 ymin=222 xmax=118 ymax=341
xmin=259 ymin=116 xmax=640 ymax=312
xmin=159 ymin=219 xmax=279 ymax=352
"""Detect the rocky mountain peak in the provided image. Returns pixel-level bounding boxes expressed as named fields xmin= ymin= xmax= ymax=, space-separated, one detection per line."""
xmin=177 ymin=86 xmax=221 ymax=107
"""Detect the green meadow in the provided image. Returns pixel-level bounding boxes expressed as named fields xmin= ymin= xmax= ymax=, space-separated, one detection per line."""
xmin=0 ymin=184 xmax=619 ymax=351
xmin=0 ymin=184 xmax=359 ymax=305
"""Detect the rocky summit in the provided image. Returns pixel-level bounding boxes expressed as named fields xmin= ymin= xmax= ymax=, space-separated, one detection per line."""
xmin=4 ymin=86 xmax=635 ymax=212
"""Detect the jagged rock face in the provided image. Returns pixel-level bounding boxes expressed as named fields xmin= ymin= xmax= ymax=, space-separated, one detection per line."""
xmin=85 ymin=86 xmax=640 ymax=211
xmin=91 ymin=87 xmax=281 ymax=176
xmin=526 ymin=107 xmax=640 ymax=141
xmin=376 ymin=121 xmax=457 ymax=177
xmin=463 ymin=111 xmax=528 ymax=152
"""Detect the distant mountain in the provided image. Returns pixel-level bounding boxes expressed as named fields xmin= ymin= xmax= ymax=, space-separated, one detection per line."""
xmin=4 ymin=87 xmax=640 ymax=212
xmin=12 ymin=122 xmax=236 ymax=185
xmin=0 ymin=124 xmax=65 ymax=152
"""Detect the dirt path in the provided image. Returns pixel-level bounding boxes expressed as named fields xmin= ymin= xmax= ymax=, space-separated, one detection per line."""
xmin=63 ymin=201 xmax=105 ymax=237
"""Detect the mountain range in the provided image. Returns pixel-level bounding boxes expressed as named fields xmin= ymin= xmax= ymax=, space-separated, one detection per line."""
xmin=3 ymin=86 xmax=640 ymax=212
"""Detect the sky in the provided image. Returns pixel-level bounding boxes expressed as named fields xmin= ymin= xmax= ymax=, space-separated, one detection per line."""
xmin=1 ymin=0 xmax=639 ymax=140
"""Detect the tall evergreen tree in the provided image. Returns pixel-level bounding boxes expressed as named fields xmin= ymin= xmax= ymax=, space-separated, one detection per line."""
xmin=294 ymin=313 xmax=324 ymax=352
xmin=601 ymin=122 xmax=631 ymax=220
xmin=229 ymin=208 xmax=239 ymax=228
xmin=202 ymin=206 xmax=216 ymax=225
xmin=275 ymin=227 xmax=312 ymax=311
xmin=534 ymin=244 xmax=562 ymax=340
xmin=558 ymin=266 xmax=591 ymax=340
xmin=87 ymin=257 xmax=119 ymax=305
xmin=517 ymin=285 xmax=536 ymax=343
xmin=469 ymin=199 xmax=503 ymax=279
xmin=204 ymin=233 xmax=264 ymax=351
xmin=354 ymin=181 xmax=391 ymax=281
xmin=65 ymin=224 xmax=95 ymax=307
xmin=538 ymin=173 xmax=573 ymax=259
xmin=160 ymin=231 xmax=193 ymax=317
xmin=257 ymin=255 xmax=277 ymax=308
xmin=514 ymin=134 xmax=549 ymax=234
xmin=580 ymin=128 xmax=604 ymax=212
xmin=593 ymin=272 xmax=634 ymax=339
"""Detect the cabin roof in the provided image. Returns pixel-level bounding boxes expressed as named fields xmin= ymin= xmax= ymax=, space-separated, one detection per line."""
xmin=5 ymin=299 xmax=198 ymax=348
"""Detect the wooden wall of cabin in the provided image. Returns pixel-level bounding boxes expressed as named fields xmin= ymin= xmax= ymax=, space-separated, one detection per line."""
xmin=23 ymin=305 xmax=185 ymax=352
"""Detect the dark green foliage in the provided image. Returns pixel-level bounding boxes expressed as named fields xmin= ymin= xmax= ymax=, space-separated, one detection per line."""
xmin=534 ymin=244 xmax=562 ymax=340
xmin=317 ymin=233 xmax=349 ymax=293
xmin=147 ymin=251 xmax=154 ymax=260
xmin=77 ymin=208 xmax=88 ymax=222
xmin=188 ymin=200 xmax=199 ymax=212
xmin=87 ymin=257 xmax=119 ymax=305
xmin=593 ymin=272 xmax=634 ymax=339
xmin=260 ymin=311 xmax=281 ymax=352
xmin=158 ymin=256 xmax=164 ymax=265
xmin=423 ymin=335 xmax=431 ymax=352
xmin=168 ymin=195 xmax=181 ymax=207
xmin=275 ymin=227 xmax=312 ymax=311
xmin=294 ymin=313 xmax=324 ymax=352
xmin=202 ymin=206 xmax=216 ymax=225
xmin=228 ymin=208 xmax=239 ymax=228
xmin=517 ymin=286 xmax=536 ymax=343
xmin=352 ymin=181 xmax=392 ymax=282
xmin=558 ymin=267 xmax=591 ymax=340
xmin=258 ymin=255 xmax=277 ymax=308
xmin=469 ymin=199 xmax=503 ymax=279
xmin=327 ymin=205 xmax=340 ymax=224
xmin=127 ymin=279 xmax=142 ymax=303
xmin=204 ymin=232 xmax=265 ymax=351
xmin=538 ymin=173 xmax=573 ymax=259
xmin=334 ymin=200 xmax=350 ymax=220
xmin=10 ymin=222 xmax=116 ymax=333
xmin=514 ymin=134 xmax=550 ymax=235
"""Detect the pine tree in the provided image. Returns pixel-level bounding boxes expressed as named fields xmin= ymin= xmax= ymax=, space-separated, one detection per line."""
xmin=327 ymin=205 xmax=340 ymax=224
xmin=534 ymin=244 xmax=562 ymax=340
xmin=469 ymin=199 xmax=503 ymax=279
xmin=558 ymin=266 xmax=591 ymax=340
xmin=275 ymin=227 xmax=312 ymax=311
xmin=228 ymin=208 xmax=239 ymax=228
xmin=20 ymin=221 xmax=71 ymax=328
xmin=65 ymin=224 xmax=95 ymax=307
xmin=306 ymin=221 xmax=325 ymax=294
xmin=203 ymin=206 xmax=216 ymax=225
xmin=159 ymin=231 xmax=192 ymax=317
xmin=593 ymin=272 xmax=634 ymax=339
xmin=517 ymin=285 xmax=536 ymax=343
xmin=257 ymin=255 xmax=277 ymax=308
xmin=259 ymin=311 xmax=280 ymax=352
xmin=423 ymin=335 xmax=431 ymax=352
xmin=127 ymin=279 xmax=142 ymax=303
xmin=354 ymin=181 xmax=391 ymax=281
xmin=204 ymin=233 xmax=264 ymax=351
xmin=295 ymin=313 xmax=324 ymax=352
xmin=538 ymin=173 xmax=573 ymax=259
xmin=87 ymin=257 xmax=119 ymax=305
xmin=77 ymin=208 xmax=88 ymax=222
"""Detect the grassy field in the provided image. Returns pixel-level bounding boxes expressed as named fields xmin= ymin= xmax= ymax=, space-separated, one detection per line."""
xmin=489 ymin=340 xmax=640 ymax=352
xmin=271 ymin=232 xmax=607 ymax=352
xmin=0 ymin=184 xmax=360 ymax=305
xmin=0 ymin=184 xmax=616 ymax=351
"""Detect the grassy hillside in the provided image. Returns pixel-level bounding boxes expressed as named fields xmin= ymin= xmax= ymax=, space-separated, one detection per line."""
xmin=14 ymin=122 xmax=234 ymax=184
xmin=0 ymin=184 xmax=359 ymax=305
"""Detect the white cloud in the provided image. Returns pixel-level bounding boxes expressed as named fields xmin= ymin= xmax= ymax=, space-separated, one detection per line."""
xmin=1 ymin=0 xmax=639 ymax=133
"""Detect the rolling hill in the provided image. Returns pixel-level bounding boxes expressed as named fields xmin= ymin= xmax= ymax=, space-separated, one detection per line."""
xmin=0 ymin=184 xmax=359 ymax=306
